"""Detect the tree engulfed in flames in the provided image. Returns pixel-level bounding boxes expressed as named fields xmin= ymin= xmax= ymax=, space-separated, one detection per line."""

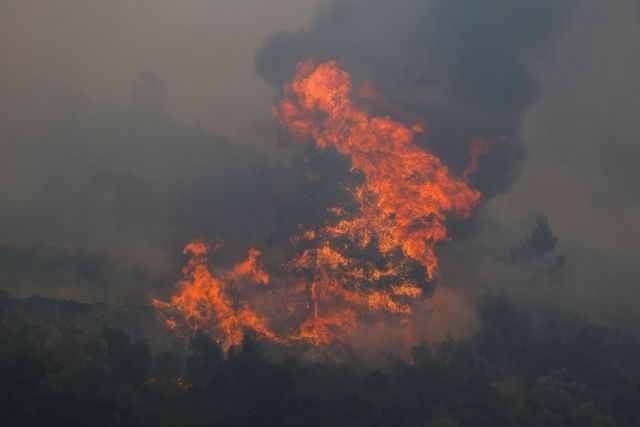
xmin=153 ymin=60 xmax=493 ymax=350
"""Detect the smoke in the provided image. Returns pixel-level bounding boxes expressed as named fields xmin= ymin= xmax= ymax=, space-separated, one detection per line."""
xmin=0 ymin=0 xmax=321 ymax=302
xmin=254 ymin=0 xmax=640 ymax=339
xmin=1 ymin=0 xmax=638 ymax=343
xmin=150 ymin=0 xmax=581 ymax=350
xmin=256 ymin=0 xmax=573 ymax=203
xmin=0 ymin=0 xmax=316 ymax=149
xmin=485 ymin=0 xmax=640 ymax=333
xmin=0 ymin=79 xmax=289 ymax=302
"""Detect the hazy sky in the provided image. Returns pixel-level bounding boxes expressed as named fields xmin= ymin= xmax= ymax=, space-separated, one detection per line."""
xmin=1 ymin=0 xmax=317 ymax=148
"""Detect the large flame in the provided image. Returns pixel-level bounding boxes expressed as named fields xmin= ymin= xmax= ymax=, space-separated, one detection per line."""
xmin=153 ymin=60 xmax=493 ymax=350
xmin=275 ymin=60 xmax=481 ymax=278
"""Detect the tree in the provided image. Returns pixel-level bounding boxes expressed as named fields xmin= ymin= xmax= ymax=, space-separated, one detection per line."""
xmin=510 ymin=213 xmax=560 ymax=262
xmin=102 ymin=326 xmax=151 ymax=387
xmin=185 ymin=331 xmax=226 ymax=395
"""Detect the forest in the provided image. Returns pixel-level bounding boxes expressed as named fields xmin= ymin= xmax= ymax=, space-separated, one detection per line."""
xmin=1 ymin=289 xmax=639 ymax=426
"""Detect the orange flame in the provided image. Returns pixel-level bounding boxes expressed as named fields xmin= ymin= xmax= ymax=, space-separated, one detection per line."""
xmin=274 ymin=60 xmax=481 ymax=277
xmin=463 ymin=137 xmax=507 ymax=180
xmin=152 ymin=242 xmax=282 ymax=351
xmin=154 ymin=60 xmax=497 ymax=351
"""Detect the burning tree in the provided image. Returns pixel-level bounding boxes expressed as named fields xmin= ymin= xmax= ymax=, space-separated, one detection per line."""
xmin=154 ymin=60 xmax=495 ymax=350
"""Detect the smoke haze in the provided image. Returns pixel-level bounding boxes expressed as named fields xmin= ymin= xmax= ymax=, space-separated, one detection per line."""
xmin=1 ymin=0 xmax=639 ymax=336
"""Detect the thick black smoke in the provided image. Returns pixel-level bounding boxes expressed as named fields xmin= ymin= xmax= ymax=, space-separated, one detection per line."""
xmin=256 ymin=0 xmax=573 ymax=200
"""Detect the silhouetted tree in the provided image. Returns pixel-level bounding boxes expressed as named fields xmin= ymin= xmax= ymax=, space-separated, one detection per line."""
xmin=185 ymin=331 xmax=226 ymax=395
xmin=510 ymin=213 xmax=565 ymax=269
xmin=512 ymin=213 xmax=556 ymax=259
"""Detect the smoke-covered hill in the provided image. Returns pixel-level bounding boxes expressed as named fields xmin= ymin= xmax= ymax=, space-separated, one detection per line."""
xmin=0 ymin=291 xmax=178 ymax=351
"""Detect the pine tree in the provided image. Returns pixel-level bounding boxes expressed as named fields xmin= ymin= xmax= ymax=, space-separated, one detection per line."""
xmin=511 ymin=212 xmax=557 ymax=261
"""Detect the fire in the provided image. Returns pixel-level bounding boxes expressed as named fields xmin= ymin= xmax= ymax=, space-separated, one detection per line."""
xmin=152 ymin=242 xmax=281 ymax=351
xmin=274 ymin=60 xmax=482 ymax=277
xmin=153 ymin=60 xmax=494 ymax=350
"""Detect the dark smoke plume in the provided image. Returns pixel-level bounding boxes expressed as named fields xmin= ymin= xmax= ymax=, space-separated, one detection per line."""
xmin=256 ymin=0 xmax=573 ymax=201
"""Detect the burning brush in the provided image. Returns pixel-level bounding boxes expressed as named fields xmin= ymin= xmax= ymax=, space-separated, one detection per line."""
xmin=153 ymin=60 xmax=497 ymax=351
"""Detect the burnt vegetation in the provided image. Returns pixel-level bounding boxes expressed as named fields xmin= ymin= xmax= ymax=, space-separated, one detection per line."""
xmin=1 ymin=291 xmax=639 ymax=426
